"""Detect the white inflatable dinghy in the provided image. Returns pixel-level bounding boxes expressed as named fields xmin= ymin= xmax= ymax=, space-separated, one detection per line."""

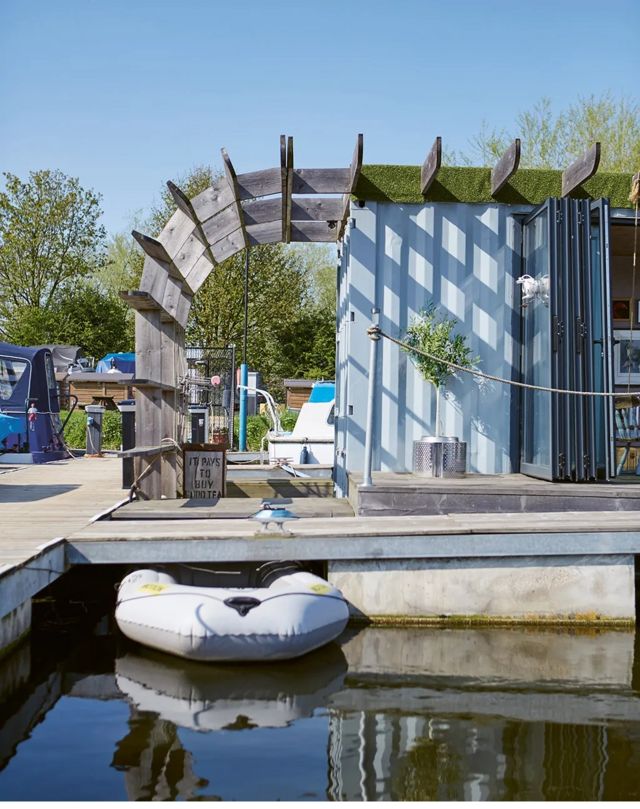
xmin=115 ymin=562 xmax=350 ymax=662
xmin=115 ymin=644 xmax=347 ymax=730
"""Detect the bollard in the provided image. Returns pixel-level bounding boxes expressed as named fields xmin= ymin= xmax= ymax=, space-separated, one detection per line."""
xmin=85 ymin=404 xmax=105 ymax=456
xmin=116 ymin=399 xmax=136 ymax=488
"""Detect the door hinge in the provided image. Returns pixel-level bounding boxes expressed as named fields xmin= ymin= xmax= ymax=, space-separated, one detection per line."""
xmin=552 ymin=316 xmax=564 ymax=351
xmin=556 ymin=209 xmax=563 ymax=224
xmin=576 ymin=317 xmax=586 ymax=351
xmin=558 ymin=452 xmax=566 ymax=477
xmin=577 ymin=209 xmax=584 ymax=225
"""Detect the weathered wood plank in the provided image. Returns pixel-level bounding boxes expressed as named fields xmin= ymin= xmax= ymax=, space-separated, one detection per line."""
xmin=117 ymin=444 xmax=178 ymax=458
xmin=165 ymin=181 xmax=218 ymax=269
xmin=285 ymin=136 xmax=294 ymax=242
xmin=156 ymin=208 xmax=196 ymax=257
xmin=210 ymin=227 xmax=245 ymax=263
xmin=132 ymin=230 xmax=173 ymax=265
xmin=236 ymin=167 xmax=282 ymax=199
xmin=242 ymin=196 xmax=282 ymax=225
xmin=175 ymin=290 xmax=192 ymax=329
xmin=421 ymin=136 xmax=442 ymax=195
xmin=292 ymin=197 xmax=343 ymax=221
xmin=338 ymin=133 xmax=364 ymax=239
xmin=201 ymin=203 xmax=241 ymax=245
xmin=183 ymin=253 xmax=213 ymax=295
xmin=221 ymin=147 xmax=248 ymax=248
xmin=292 ymin=168 xmax=351 ymax=194
xmin=191 ymin=179 xmax=235 ymax=222
xmin=562 ymin=143 xmax=601 ymax=196
xmin=120 ymin=290 xmax=162 ymax=312
xmin=134 ymin=309 xmax=164 ymax=499
xmin=183 ymin=254 xmax=212 ymax=294
xmin=169 ymin=232 xmax=207 ymax=279
xmin=280 ymin=134 xmax=287 ymax=241
xmin=491 ymin=138 xmax=521 ymax=195
xmin=291 ymin=221 xmax=338 ymax=242
xmin=246 ymin=221 xmax=283 ymax=245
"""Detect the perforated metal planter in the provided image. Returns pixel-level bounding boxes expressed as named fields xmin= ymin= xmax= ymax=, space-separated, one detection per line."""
xmin=413 ymin=436 xmax=466 ymax=478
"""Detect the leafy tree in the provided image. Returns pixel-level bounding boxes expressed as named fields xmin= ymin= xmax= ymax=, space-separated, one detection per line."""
xmin=4 ymin=281 xmax=131 ymax=360
xmin=126 ymin=166 xmax=337 ymax=392
xmin=0 ymin=169 xmax=106 ymax=337
xmin=403 ymin=304 xmax=477 ymax=436
xmin=460 ymin=93 xmax=640 ymax=172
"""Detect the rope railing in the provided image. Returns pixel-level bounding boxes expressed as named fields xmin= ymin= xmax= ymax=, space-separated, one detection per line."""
xmin=373 ymin=325 xmax=640 ymax=400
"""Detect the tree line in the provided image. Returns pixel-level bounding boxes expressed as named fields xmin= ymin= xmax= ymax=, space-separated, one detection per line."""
xmin=1 ymin=93 xmax=638 ymax=388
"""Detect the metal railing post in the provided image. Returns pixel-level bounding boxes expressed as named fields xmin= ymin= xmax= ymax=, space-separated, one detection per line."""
xmin=362 ymin=308 xmax=380 ymax=487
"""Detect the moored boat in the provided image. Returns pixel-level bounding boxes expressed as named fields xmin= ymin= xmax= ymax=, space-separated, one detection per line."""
xmin=115 ymin=561 xmax=350 ymax=662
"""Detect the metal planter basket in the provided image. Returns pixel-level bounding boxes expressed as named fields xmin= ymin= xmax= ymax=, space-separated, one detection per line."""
xmin=413 ymin=435 xmax=466 ymax=478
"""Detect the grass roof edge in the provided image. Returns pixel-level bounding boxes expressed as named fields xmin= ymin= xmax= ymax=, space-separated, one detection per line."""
xmin=354 ymin=165 xmax=635 ymax=209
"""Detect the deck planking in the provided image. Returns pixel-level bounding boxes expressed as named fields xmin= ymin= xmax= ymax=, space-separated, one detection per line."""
xmin=0 ymin=457 xmax=126 ymax=571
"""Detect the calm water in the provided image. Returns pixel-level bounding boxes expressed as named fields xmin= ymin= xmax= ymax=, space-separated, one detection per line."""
xmin=1 ymin=622 xmax=639 ymax=801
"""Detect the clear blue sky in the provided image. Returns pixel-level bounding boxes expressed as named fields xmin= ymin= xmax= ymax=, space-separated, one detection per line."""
xmin=2 ymin=0 xmax=638 ymax=235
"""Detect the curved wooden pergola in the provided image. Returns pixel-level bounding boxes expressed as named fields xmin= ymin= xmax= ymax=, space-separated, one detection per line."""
xmin=121 ymin=134 xmax=363 ymax=499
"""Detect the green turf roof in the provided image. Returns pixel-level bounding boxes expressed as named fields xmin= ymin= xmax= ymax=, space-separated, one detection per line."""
xmin=353 ymin=165 xmax=635 ymax=209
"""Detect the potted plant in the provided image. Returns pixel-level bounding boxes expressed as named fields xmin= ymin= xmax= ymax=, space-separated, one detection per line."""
xmin=403 ymin=303 xmax=477 ymax=439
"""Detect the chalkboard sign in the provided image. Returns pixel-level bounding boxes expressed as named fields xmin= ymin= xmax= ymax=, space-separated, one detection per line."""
xmin=183 ymin=443 xmax=226 ymax=499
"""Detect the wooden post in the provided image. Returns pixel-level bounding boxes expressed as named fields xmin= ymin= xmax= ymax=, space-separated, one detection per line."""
xmin=134 ymin=309 xmax=164 ymax=500
xmin=421 ymin=136 xmax=442 ymax=195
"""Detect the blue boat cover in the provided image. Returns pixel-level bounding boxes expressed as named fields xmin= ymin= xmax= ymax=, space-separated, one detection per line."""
xmin=308 ymin=381 xmax=335 ymax=403
xmin=0 ymin=413 xmax=26 ymax=442
xmin=96 ymin=352 xmax=136 ymax=374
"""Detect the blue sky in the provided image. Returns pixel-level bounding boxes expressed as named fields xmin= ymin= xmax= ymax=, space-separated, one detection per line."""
xmin=2 ymin=0 xmax=638 ymax=235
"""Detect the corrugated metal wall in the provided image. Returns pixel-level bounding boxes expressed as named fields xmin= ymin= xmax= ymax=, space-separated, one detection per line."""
xmin=336 ymin=201 xmax=525 ymax=495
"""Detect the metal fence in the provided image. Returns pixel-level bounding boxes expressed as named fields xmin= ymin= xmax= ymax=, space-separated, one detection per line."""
xmin=184 ymin=345 xmax=236 ymax=447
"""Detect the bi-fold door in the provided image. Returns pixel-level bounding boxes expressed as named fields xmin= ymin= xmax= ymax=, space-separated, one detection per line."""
xmin=520 ymin=197 xmax=614 ymax=481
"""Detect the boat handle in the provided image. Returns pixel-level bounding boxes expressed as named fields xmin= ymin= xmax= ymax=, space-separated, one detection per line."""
xmin=224 ymin=596 xmax=262 ymax=616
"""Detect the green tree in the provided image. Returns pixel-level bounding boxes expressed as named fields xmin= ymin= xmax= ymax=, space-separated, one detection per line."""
xmin=0 ymin=169 xmax=106 ymax=337
xmin=460 ymin=93 xmax=640 ymax=172
xmin=4 ymin=280 xmax=131 ymax=360
xmin=126 ymin=166 xmax=337 ymax=392
xmin=403 ymin=304 xmax=477 ymax=437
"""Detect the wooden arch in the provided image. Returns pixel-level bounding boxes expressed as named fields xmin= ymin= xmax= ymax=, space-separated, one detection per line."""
xmin=121 ymin=134 xmax=363 ymax=499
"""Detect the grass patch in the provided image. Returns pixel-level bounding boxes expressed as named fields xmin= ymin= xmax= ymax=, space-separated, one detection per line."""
xmin=354 ymin=164 xmax=635 ymax=209
xmin=60 ymin=409 xmax=122 ymax=450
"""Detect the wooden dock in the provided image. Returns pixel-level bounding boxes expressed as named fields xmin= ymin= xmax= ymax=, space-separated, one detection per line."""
xmin=0 ymin=457 xmax=126 ymax=571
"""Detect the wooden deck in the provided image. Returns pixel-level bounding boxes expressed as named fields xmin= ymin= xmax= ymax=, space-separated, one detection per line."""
xmin=0 ymin=457 xmax=126 ymax=571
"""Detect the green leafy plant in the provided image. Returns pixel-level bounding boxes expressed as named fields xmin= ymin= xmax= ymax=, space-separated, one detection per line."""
xmin=60 ymin=409 xmax=122 ymax=450
xmin=403 ymin=304 xmax=477 ymax=436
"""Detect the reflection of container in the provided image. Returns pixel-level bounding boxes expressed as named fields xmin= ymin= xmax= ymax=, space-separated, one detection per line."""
xmin=413 ymin=436 xmax=466 ymax=477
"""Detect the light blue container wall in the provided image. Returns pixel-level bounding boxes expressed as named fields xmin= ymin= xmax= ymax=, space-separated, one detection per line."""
xmin=335 ymin=201 xmax=524 ymax=495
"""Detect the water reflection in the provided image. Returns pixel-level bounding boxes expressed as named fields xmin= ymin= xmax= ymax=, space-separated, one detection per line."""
xmin=329 ymin=627 xmax=640 ymax=801
xmin=0 ymin=625 xmax=638 ymax=801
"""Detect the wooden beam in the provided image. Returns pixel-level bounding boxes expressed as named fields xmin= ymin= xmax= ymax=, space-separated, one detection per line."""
xmin=562 ymin=143 xmax=601 ymax=196
xmin=247 ymin=221 xmax=283 ymax=245
xmin=131 ymin=231 xmax=173 ymax=265
xmin=491 ymin=138 xmax=521 ymax=195
xmin=132 ymin=230 xmax=195 ymax=295
xmin=220 ymin=147 xmax=248 ymax=248
xmin=285 ymin=136 xmax=294 ymax=243
xmin=191 ymin=178 xmax=235 ymax=223
xmin=280 ymin=134 xmax=287 ymax=241
xmin=235 ymin=167 xmax=282 ymax=199
xmin=338 ymin=133 xmax=364 ymax=239
xmin=292 ymin=197 xmax=344 ymax=221
xmin=243 ymin=196 xmax=282 ymax=226
xmin=292 ymin=168 xmax=351 ymax=194
xmin=421 ymin=136 xmax=442 ymax=195
xmin=166 ymin=181 xmax=218 ymax=268
xmin=201 ymin=203 xmax=242 ymax=246
xmin=290 ymin=221 xmax=338 ymax=242
xmin=120 ymin=290 xmax=163 ymax=312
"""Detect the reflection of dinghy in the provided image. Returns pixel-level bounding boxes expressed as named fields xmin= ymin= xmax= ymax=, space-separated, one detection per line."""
xmin=115 ymin=643 xmax=347 ymax=731
xmin=115 ymin=562 xmax=350 ymax=662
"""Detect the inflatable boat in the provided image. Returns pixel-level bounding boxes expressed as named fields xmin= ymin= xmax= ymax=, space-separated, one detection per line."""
xmin=115 ymin=562 xmax=350 ymax=662
xmin=115 ymin=643 xmax=348 ymax=731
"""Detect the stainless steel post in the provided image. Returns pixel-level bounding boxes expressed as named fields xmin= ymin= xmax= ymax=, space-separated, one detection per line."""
xmin=362 ymin=308 xmax=380 ymax=488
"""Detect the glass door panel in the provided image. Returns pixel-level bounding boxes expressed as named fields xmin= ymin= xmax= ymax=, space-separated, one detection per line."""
xmin=521 ymin=200 xmax=559 ymax=480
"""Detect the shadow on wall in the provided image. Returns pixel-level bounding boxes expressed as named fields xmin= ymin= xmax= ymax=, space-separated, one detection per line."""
xmin=345 ymin=200 xmax=522 ymax=476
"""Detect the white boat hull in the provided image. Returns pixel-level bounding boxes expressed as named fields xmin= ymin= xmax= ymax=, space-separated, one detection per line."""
xmin=115 ymin=566 xmax=350 ymax=662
